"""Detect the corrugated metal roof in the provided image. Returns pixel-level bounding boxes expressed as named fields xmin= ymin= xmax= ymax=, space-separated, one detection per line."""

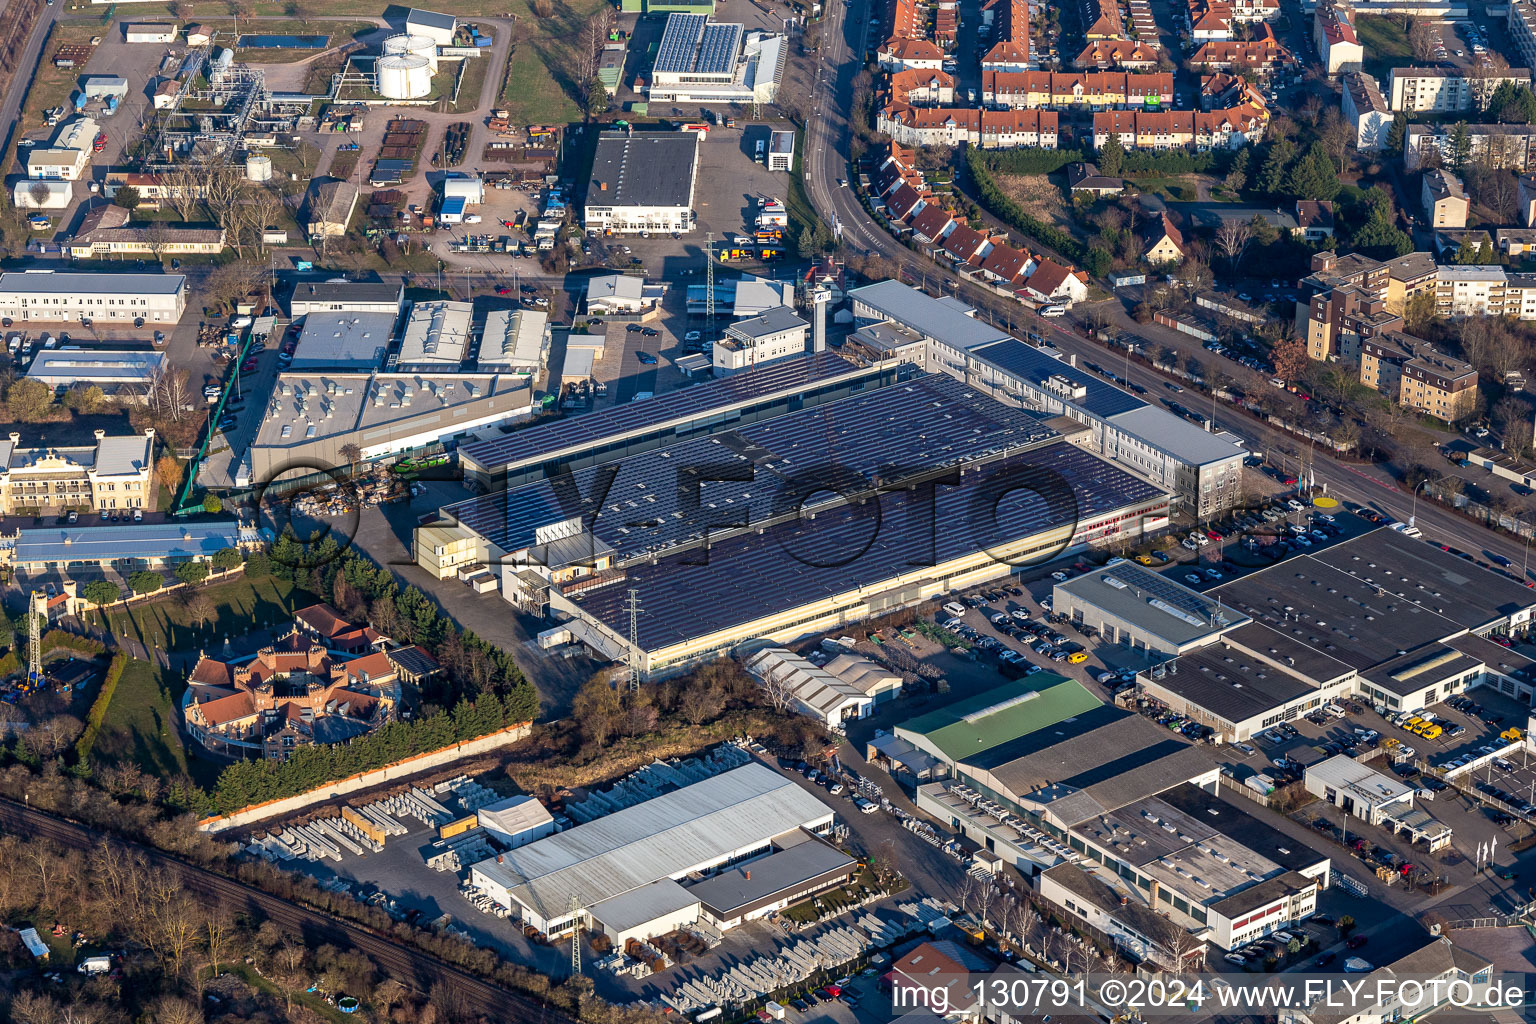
xmin=470 ymin=762 xmax=831 ymax=921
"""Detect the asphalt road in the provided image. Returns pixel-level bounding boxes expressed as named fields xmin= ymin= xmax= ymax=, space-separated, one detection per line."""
xmin=0 ymin=797 xmax=569 ymax=1024
xmin=795 ymin=20 xmax=1536 ymax=579
xmin=0 ymin=0 xmax=57 ymax=165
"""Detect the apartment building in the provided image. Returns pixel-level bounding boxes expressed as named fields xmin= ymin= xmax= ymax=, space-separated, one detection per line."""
xmin=877 ymin=106 xmax=1059 ymax=148
xmin=1422 ymin=168 xmax=1470 ymax=229
xmin=1314 ymin=4 xmax=1362 ymax=75
xmin=0 ymin=429 xmax=156 ymax=514
xmin=1406 ymin=123 xmax=1536 ymax=171
xmin=1090 ymin=104 xmax=1268 ymax=151
xmin=1435 ymin=265 xmax=1507 ymax=316
xmin=1383 ymin=251 xmax=1438 ymax=315
xmin=1360 ymin=332 xmax=1478 ymax=421
xmin=981 ymin=71 xmax=1174 ymax=110
xmin=1342 ymin=71 xmax=1392 ymax=150
xmin=1389 ymin=65 xmax=1531 ymax=113
xmin=1511 ymin=0 xmax=1536 ymax=72
xmin=1189 ymin=27 xmax=1295 ymax=73
xmin=1300 ymin=286 xmax=1401 ymax=363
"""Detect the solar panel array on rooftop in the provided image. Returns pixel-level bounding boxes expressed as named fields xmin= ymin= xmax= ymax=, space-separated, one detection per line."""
xmin=973 ymin=339 xmax=1148 ymax=419
xmin=653 ymin=13 xmax=742 ymax=76
xmin=458 ymin=352 xmax=865 ymax=474
xmin=444 ymin=373 xmax=1062 ymax=560
xmin=572 ymin=441 xmax=1165 ymax=651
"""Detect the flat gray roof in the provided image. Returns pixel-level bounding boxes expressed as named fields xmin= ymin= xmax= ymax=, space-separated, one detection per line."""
xmin=1054 ymin=560 xmax=1250 ymax=648
xmin=0 ymin=271 xmax=185 ymax=296
xmin=1107 ymin=406 xmax=1246 ymax=466
xmin=14 ymin=522 xmax=248 ymax=565
xmin=727 ymin=304 xmax=807 ymax=340
xmin=849 ymin=280 xmax=1010 ymax=351
xmin=28 ymin=349 xmax=166 ymax=383
xmin=293 ymin=312 xmax=394 ymax=369
xmin=586 ymin=132 xmax=699 ymax=211
xmin=684 ymin=833 xmax=853 ymax=916
xmin=1159 ymin=642 xmax=1318 ymax=725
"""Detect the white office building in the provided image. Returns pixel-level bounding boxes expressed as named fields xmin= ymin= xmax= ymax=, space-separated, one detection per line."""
xmin=0 ymin=271 xmax=186 ymax=323
xmin=584 ymin=132 xmax=700 ymax=236
xmin=714 ymin=305 xmax=808 ymax=375
xmin=646 ymin=14 xmax=784 ymax=104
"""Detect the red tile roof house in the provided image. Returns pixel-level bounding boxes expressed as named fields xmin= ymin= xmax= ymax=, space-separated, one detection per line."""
xmin=941 ymin=223 xmax=990 ymax=264
xmin=294 ymin=601 xmax=388 ymax=653
xmin=908 ymin=203 xmax=956 ymax=244
xmin=1022 ymin=259 xmax=1091 ymax=305
xmin=888 ymin=941 xmax=994 ymax=1022
xmin=182 ymin=618 xmax=408 ymax=760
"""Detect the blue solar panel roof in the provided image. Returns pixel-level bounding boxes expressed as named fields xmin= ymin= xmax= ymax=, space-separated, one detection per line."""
xmin=653 ymin=14 xmax=739 ymax=76
xmin=445 ymin=373 xmax=1061 ymax=560
xmin=972 ymin=339 xmax=1148 ymax=419
xmin=572 ymin=441 xmax=1165 ymax=652
xmin=459 ymin=352 xmax=867 ymax=474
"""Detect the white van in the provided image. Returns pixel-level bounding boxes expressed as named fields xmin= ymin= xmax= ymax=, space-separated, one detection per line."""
xmin=1040 ymin=305 xmax=1067 ymax=317
xmin=942 ymin=601 xmax=966 ymax=618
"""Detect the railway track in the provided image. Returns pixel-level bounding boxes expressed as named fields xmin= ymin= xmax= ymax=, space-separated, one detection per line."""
xmin=0 ymin=799 xmax=568 ymax=1024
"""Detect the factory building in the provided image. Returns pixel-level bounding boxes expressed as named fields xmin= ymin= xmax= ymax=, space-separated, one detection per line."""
xmin=27 ymin=350 xmax=168 ymax=397
xmin=848 ymin=282 xmax=1246 ymax=518
xmin=713 ymin=304 xmax=808 ymax=376
xmin=645 ymin=14 xmax=784 ymax=104
xmin=246 ymin=372 xmax=532 ymax=486
xmin=468 ymin=763 xmax=847 ymax=945
xmin=454 ymin=352 xmax=898 ymax=492
xmin=476 ymin=795 xmax=556 ymax=849
xmin=0 ymin=271 xmax=186 ymax=323
xmin=584 ymin=131 xmax=700 ymax=236
xmin=1056 ymin=532 xmax=1536 ymax=741
xmin=291 ymin=312 xmax=396 ymax=371
xmin=5 ymin=522 xmax=262 ymax=573
xmin=397 ymin=300 xmax=473 ymax=371
xmin=425 ymin=370 xmax=1171 ymax=675
xmin=479 ymin=308 xmax=550 ymax=377
xmin=743 ymin=647 xmax=903 ymax=727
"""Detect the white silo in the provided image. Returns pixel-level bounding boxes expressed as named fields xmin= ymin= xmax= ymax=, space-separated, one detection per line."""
xmin=376 ymin=55 xmax=432 ymax=99
xmin=383 ymin=32 xmax=438 ymax=70
xmin=245 ymin=153 xmax=273 ymax=182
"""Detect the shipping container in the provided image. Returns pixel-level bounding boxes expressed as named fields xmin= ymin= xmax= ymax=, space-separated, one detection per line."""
xmin=439 ymin=815 xmax=479 ymax=839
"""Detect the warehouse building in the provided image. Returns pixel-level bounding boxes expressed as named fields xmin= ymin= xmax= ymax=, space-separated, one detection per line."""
xmin=4 ymin=521 xmax=262 ymax=572
xmin=479 ymin=308 xmax=550 ymax=377
xmin=454 ymin=352 xmax=901 ymax=492
xmin=248 ymin=372 xmax=532 ymax=485
xmin=27 ymin=350 xmax=167 ymax=396
xmin=12 ymin=180 xmax=72 ymax=210
xmin=583 ymin=131 xmax=700 ymax=235
xmin=397 ymin=300 xmax=473 ymax=371
xmin=26 ymin=117 xmax=98 ymax=182
xmin=848 ymin=282 xmax=1246 ymax=517
xmin=743 ymin=647 xmax=902 ymax=727
xmin=1111 ymin=530 xmax=1536 ymax=740
xmin=290 ymin=312 xmax=396 ymax=370
xmin=476 ymin=795 xmax=556 ymax=849
xmin=468 ymin=762 xmax=842 ymax=944
xmin=0 ymin=270 xmax=186 ymax=323
xmin=1051 ymin=560 xmax=1250 ymax=656
xmin=431 ymin=373 xmax=1171 ymax=675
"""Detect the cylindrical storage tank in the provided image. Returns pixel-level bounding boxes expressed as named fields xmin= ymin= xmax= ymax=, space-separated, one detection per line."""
xmin=382 ymin=33 xmax=412 ymax=56
xmin=245 ymin=154 xmax=273 ymax=181
xmin=403 ymin=33 xmax=438 ymax=70
xmin=376 ymin=55 xmax=432 ymax=99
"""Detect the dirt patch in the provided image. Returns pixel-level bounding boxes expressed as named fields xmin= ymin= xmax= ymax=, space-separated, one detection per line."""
xmin=993 ymin=173 xmax=1076 ymax=233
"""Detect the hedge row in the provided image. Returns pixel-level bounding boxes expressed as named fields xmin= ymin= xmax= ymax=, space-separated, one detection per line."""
xmin=74 ymin=651 xmax=130 ymax=763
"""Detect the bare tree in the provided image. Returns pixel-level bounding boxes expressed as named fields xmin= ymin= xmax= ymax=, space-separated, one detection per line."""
xmin=1214 ymin=218 xmax=1253 ymax=273
xmin=1408 ymin=19 xmax=1438 ymax=60
xmin=160 ymin=162 xmax=206 ymax=223
xmin=758 ymin=671 xmax=800 ymax=714
xmin=26 ymin=181 xmax=50 ymax=210
xmin=957 ymin=872 xmax=980 ymax=916
xmin=974 ymin=878 xmax=996 ymax=927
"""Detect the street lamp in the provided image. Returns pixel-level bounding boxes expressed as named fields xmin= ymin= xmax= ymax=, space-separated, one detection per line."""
xmin=1410 ymin=478 xmax=1428 ymax=531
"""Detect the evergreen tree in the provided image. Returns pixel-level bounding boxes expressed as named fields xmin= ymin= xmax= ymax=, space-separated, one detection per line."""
xmin=1097 ymin=133 xmax=1125 ymax=176
xmin=1285 ymin=143 xmax=1342 ymax=202
xmin=1385 ymin=113 xmax=1408 ymax=154
xmin=1449 ymin=121 xmax=1472 ymax=171
xmin=1475 ymin=238 xmax=1496 ymax=264
xmin=1454 ymin=238 xmax=1478 ymax=265
xmin=1258 ymin=139 xmax=1295 ymax=196
xmin=1226 ymin=148 xmax=1251 ymax=191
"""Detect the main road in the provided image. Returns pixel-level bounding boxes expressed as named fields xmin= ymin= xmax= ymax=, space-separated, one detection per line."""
xmin=794 ymin=11 xmax=1536 ymax=575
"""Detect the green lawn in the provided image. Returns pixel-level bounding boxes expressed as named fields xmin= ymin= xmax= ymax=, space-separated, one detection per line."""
xmin=1356 ymin=15 xmax=1412 ymax=80
xmin=450 ymin=48 xmax=494 ymax=114
xmin=91 ymin=658 xmax=188 ymax=779
xmin=94 ymin=575 xmax=316 ymax=656
xmin=500 ymin=0 xmax=611 ymax=124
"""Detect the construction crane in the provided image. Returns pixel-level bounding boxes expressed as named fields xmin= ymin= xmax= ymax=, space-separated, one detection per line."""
xmin=27 ymin=591 xmax=43 ymax=691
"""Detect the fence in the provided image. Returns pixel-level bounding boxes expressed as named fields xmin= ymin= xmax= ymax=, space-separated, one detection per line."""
xmin=196 ymin=722 xmax=532 ymax=832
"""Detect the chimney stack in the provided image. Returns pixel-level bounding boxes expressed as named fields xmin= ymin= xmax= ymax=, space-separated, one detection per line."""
xmin=812 ymin=288 xmax=830 ymax=353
